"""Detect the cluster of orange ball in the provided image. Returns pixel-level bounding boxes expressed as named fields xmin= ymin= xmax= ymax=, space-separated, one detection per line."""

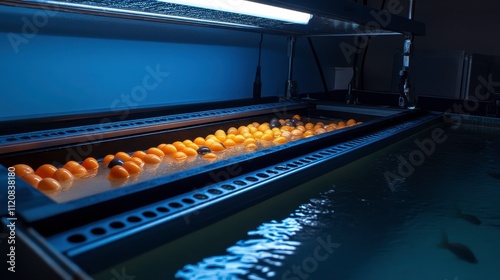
xmin=11 ymin=158 xmax=99 ymax=192
xmin=12 ymin=115 xmax=360 ymax=192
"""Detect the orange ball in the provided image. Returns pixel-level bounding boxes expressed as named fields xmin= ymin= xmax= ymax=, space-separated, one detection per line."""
xmin=159 ymin=144 xmax=177 ymax=155
xmin=182 ymin=147 xmax=198 ymax=157
xmin=82 ymin=157 xmax=99 ymax=170
xmin=102 ymin=154 xmax=115 ymax=165
xmin=52 ymin=168 xmax=75 ymax=182
xmin=172 ymin=141 xmax=187 ymax=151
xmin=143 ymin=154 xmax=162 ymax=164
xmin=108 ymin=165 xmax=130 ymax=180
xmin=193 ymin=137 xmax=206 ymax=146
xmin=216 ymin=134 xmax=227 ymax=142
xmin=202 ymin=153 xmax=217 ymax=160
xmin=114 ymin=152 xmax=132 ymax=162
xmin=303 ymin=130 xmax=314 ymax=137
xmin=35 ymin=164 xmax=58 ymax=179
xmin=147 ymin=147 xmax=165 ymax=158
xmin=291 ymin=129 xmax=303 ymax=137
xmin=242 ymin=132 xmax=253 ymax=139
xmin=273 ymin=136 xmax=288 ymax=144
xmin=325 ymin=126 xmax=336 ymax=132
xmin=63 ymin=161 xmax=80 ymax=170
xmin=243 ymin=138 xmax=256 ymax=146
xmin=223 ymin=139 xmax=236 ymax=147
xmin=347 ymin=119 xmax=357 ymax=126
xmin=204 ymin=138 xmax=217 ymax=147
xmin=258 ymin=124 xmax=269 ymax=132
xmin=314 ymin=128 xmax=327 ymax=135
xmin=238 ymin=126 xmax=250 ymax=135
xmin=209 ymin=142 xmax=225 ymax=152
xmin=122 ymin=161 xmax=142 ymax=175
xmin=296 ymin=125 xmax=306 ymax=132
xmin=63 ymin=161 xmax=88 ymax=178
xmin=132 ymin=150 xmax=147 ymax=159
xmin=313 ymin=125 xmax=323 ymax=131
xmin=226 ymin=127 xmax=238 ymax=135
xmin=260 ymin=133 xmax=273 ymax=141
xmin=172 ymin=151 xmax=187 ymax=160
xmin=215 ymin=129 xmax=226 ymax=136
xmin=37 ymin=178 xmax=62 ymax=192
xmin=71 ymin=165 xmax=88 ymax=178
xmin=23 ymin=173 xmax=42 ymax=188
xmin=253 ymin=131 xmax=264 ymax=139
xmin=12 ymin=164 xmax=34 ymax=178
xmin=187 ymin=143 xmax=200 ymax=150
xmin=245 ymin=143 xmax=257 ymax=150
xmin=129 ymin=157 xmax=145 ymax=168
xmin=233 ymin=135 xmax=246 ymax=144
xmin=204 ymin=134 xmax=216 ymax=140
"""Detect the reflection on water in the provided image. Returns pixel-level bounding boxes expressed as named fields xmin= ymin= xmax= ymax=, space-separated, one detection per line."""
xmin=176 ymin=192 xmax=340 ymax=279
xmin=175 ymin=218 xmax=302 ymax=279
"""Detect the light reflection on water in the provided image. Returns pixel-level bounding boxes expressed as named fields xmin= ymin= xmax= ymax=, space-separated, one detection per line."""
xmin=175 ymin=194 xmax=338 ymax=279
xmin=175 ymin=218 xmax=302 ymax=279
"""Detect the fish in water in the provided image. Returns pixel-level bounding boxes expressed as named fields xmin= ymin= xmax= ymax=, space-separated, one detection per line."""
xmin=488 ymin=172 xmax=500 ymax=180
xmin=439 ymin=232 xmax=478 ymax=264
xmin=454 ymin=208 xmax=481 ymax=225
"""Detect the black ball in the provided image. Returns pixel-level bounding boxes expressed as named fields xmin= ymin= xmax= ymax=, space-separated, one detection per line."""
xmin=197 ymin=146 xmax=211 ymax=155
xmin=108 ymin=158 xmax=124 ymax=168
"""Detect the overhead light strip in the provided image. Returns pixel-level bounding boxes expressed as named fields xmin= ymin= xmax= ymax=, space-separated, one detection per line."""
xmin=158 ymin=0 xmax=312 ymax=25
xmin=38 ymin=1 xmax=262 ymax=28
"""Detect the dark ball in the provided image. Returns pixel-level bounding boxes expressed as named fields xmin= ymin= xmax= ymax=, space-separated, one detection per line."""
xmin=197 ymin=146 xmax=211 ymax=155
xmin=108 ymin=158 xmax=124 ymax=168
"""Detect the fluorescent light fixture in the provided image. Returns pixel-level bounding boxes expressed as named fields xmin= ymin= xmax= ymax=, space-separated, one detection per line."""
xmin=158 ymin=0 xmax=312 ymax=24
xmin=41 ymin=0 xmax=261 ymax=28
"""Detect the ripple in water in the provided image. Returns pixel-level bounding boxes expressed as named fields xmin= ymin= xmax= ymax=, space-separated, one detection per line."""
xmin=175 ymin=193 xmax=338 ymax=279
xmin=175 ymin=218 xmax=303 ymax=279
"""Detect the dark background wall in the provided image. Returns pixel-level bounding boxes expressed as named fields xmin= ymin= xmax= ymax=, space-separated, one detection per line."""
xmin=361 ymin=0 xmax=500 ymax=92
xmin=2 ymin=0 xmax=500 ymax=121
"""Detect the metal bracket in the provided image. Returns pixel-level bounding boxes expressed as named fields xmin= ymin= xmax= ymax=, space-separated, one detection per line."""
xmin=399 ymin=0 xmax=417 ymax=109
xmin=285 ymin=36 xmax=297 ymax=100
